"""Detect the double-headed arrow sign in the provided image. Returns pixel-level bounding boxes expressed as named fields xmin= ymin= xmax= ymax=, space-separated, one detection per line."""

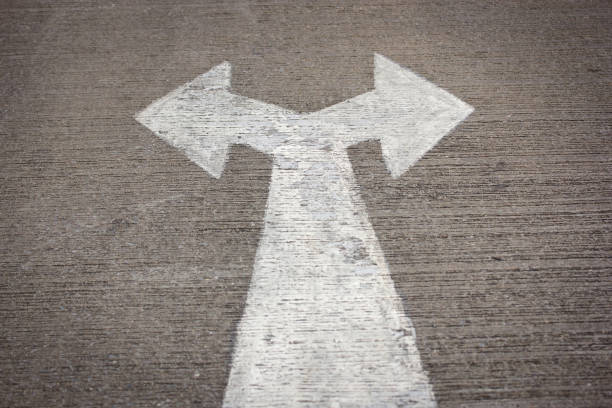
xmin=136 ymin=54 xmax=472 ymax=407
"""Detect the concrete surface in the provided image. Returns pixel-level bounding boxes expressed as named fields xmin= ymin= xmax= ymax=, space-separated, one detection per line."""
xmin=1 ymin=1 xmax=611 ymax=407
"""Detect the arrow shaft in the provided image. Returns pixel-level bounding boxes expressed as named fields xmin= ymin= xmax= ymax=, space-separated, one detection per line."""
xmin=223 ymin=145 xmax=436 ymax=407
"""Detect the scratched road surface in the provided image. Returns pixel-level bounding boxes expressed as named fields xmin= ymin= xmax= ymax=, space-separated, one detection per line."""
xmin=1 ymin=1 xmax=611 ymax=407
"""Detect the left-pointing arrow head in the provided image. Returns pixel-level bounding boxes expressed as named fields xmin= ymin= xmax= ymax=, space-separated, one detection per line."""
xmin=135 ymin=62 xmax=233 ymax=178
xmin=135 ymin=62 xmax=292 ymax=178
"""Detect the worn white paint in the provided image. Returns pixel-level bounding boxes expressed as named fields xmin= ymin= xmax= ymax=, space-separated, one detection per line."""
xmin=136 ymin=54 xmax=473 ymax=407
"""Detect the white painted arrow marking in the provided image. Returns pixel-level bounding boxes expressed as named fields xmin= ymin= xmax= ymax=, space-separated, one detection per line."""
xmin=136 ymin=54 xmax=473 ymax=407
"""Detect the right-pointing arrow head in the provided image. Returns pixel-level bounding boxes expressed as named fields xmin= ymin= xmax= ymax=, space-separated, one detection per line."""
xmin=374 ymin=54 xmax=473 ymax=178
xmin=313 ymin=54 xmax=473 ymax=178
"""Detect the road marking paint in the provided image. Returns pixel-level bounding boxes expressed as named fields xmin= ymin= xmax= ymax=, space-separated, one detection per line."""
xmin=136 ymin=54 xmax=473 ymax=407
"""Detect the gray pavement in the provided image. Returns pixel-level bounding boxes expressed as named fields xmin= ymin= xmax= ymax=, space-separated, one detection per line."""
xmin=1 ymin=1 xmax=611 ymax=407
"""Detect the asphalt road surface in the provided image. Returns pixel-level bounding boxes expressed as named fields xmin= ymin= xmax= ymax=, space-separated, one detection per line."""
xmin=1 ymin=1 xmax=611 ymax=407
